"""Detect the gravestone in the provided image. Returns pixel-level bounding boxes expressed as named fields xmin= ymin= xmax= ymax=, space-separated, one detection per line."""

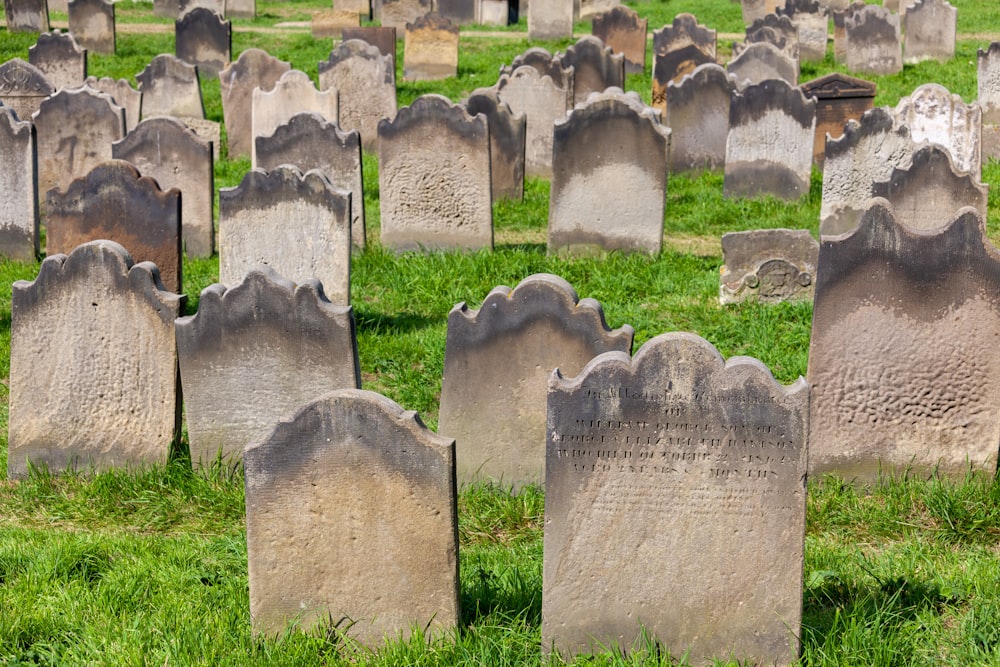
xmin=666 ymin=64 xmax=736 ymax=173
xmin=244 ymin=389 xmax=460 ymax=644
xmin=137 ymin=54 xmax=205 ymax=119
xmin=465 ymin=89 xmax=526 ymax=201
xmin=549 ymin=90 xmax=670 ymax=255
xmin=777 ymin=0 xmax=828 ymax=61
xmin=8 ymin=240 xmax=183 ymax=479
xmin=225 ymin=0 xmax=254 ymax=20
xmin=179 ymin=116 xmax=220 ymax=160
xmin=46 ymin=160 xmax=182 ymax=293
xmin=543 ymin=332 xmax=807 ymax=664
xmin=336 ymin=0 xmax=371 ymax=16
xmin=251 ymin=70 xmax=338 ymax=167
xmin=254 ymin=112 xmax=366 ymax=248
xmin=113 ymin=116 xmax=215 ymax=258
xmin=577 ymin=0 xmax=618 ymax=20
xmin=219 ymin=166 xmax=352 ymax=304
xmin=557 ymin=36 xmax=625 ymax=107
xmin=800 ymin=72 xmax=876 ymax=168
xmin=736 ymin=13 xmax=800 ymax=62
xmin=437 ymin=0 xmax=475 ymax=24
xmin=84 ymin=76 xmax=142 ymax=132
xmin=378 ymin=95 xmax=492 ymax=251
xmin=319 ymin=40 xmax=396 ymax=154
xmin=808 ymin=201 xmax=1000 ymax=480
xmin=403 ymin=12 xmax=459 ymax=82
xmin=4 ymin=0 xmax=49 ymax=32
xmin=480 ymin=0 xmax=507 ymax=25
xmin=893 ymin=83 xmax=981 ymax=177
xmin=724 ymin=78 xmax=816 ymax=200
xmin=528 ymin=0 xmax=572 ymax=39
xmin=439 ymin=274 xmax=634 ymax=488
xmin=68 ymin=0 xmax=115 ymax=55
xmin=726 ymin=41 xmax=799 ymax=89
xmin=340 ymin=26 xmax=397 ymax=69
xmin=821 ymin=0 xmax=849 ymax=8
xmin=177 ymin=268 xmax=360 ymax=467
xmin=154 ymin=0 xmax=222 ymax=19
xmin=175 ymin=7 xmax=231 ymax=77
xmin=978 ymin=43 xmax=1000 ymax=161
xmin=719 ymin=229 xmax=818 ymax=304
xmin=29 ymin=30 xmax=87 ymax=92
xmin=652 ymin=13 xmax=716 ymax=112
xmin=501 ymin=48 xmax=574 ymax=94
xmin=902 ymin=0 xmax=956 ymax=64
xmin=741 ymin=0 xmax=786 ymax=26
xmin=311 ymin=10 xmax=360 ymax=38
xmin=219 ymin=49 xmax=291 ymax=159
xmin=0 ymin=107 xmax=39 ymax=262
xmin=591 ymin=6 xmax=647 ymax=75
xmin=832 ymin=1 xmax=866 ymax=64
xmin=380 ymin=0 xmax=430 ymax=28
xmin=495 ymin=65 xmax=573 ymax=180
xmin=845 ymin=5 xmax=902 ymax=75
xmin=0 ymin=59 xmax=55 ymax=123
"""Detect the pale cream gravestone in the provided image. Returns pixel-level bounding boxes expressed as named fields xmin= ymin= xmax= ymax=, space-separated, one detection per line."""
xmin=254 ymin=112 xmax=366 ymax=248
xmin=380 ymin=0 xmax=431 ymax=29
xmin=720 ymin=229 xmax=818 ymax=304
xmin=177 ymin=268 xmax=360 ymax=467
xmin=29 ymin=31 xmax=87 ymax=92
xmin=465 ymin=89 xmax=526 ymax=201
xmin=735 ymin=13 xmax=800 ymax=62
xmin=378 ymin=95 xmax=492 ymax=252
xmin=496 ymin=65 xmax=572 ymax=180
xmin=8 ymin=240 xmax=183 ymax=479
xmin=528 ymin=0 xmax=572 ymax=40
xmin=666 ymin=64 xmax=736 ymax=173
xmin=893 ymin=83 xmax=981 ymax=178
xmin=0 ymin=108 xmax=39 ymax=262
xmin=724 ymin=78 xmax=816 ymax=200
xmin=175 ymin=7 xmax=231 ymax=77
xmin=68 ymin=0 xmax=115 ymax=55
xmin=741 ymin=0 xmax=787 ymax=26
xmin=440 ymin=274 xmax=633 ymax=489
xmin=219 ymin=49 xmax=291 ymax=160
xmin=5 ymin=0 xmax=49 ymax=32
xmin=403 ymin=12 xmax=459 ymax=82
xmin=154 ymin=0 xmax=222 ymax=20
xmin=808 ymin=200 xmax=1000 ymax=481
xmin=340 ymin=26 xmax=397 ymax=69
xmin=777 ymin=0 xmax=828 ymax=62
xmin=84 ymin=77 xmax=141 ymax=132
xmin=978 ymin=43 xmax=1000 ymax=161
xmin=557 ymin=36 xmax=625 ymax=107
xmin=591 ymin=6 xmax=647 ymax=75
xmin=250 ymin=70 xmax=338 ymax=167
xmin=113 ymin=116 xmax=215 ymax=258
xmin=651 ymin=13 xmax=717 ymax=113
xmin=0 ymin=59 xmax=55 ymax=124
xmin=549 ymin=90 xmax=670 ymax=256
xmin=319 ymin=40 xmax=397 ymax=154
xmin=544 ymin=332 xmax=808 ymax=663
xmin=311 ymin=10 xmax=360 ymax=39
xmin=726 ymin=41 xmax=799 ymax=89
xmin=845 ymin=5 xmax=902 ymax=76
xmin=832 ymin=1 xmax=866 ymax=64
xmin=902 ymin=0 xmax=955 ymax=64
xmin=137 ymin=54 xmax=206 ymax=120
xmin=245 ymin=389 xmax=460 ymax=643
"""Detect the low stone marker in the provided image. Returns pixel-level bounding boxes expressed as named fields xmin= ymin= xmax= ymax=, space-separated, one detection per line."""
xmin=979 ymin=43 xmax=1000 ymax=161
xmin=226 ymin=0 xmax=254 ymax=20
xmin=154 ymin=0 xmax=222 ymax=19
xmin=4 ymin=0 xmax=49 ymax=32
xmin=736 ymin=13 xmax=800 ymax=62
xmin=8 ymin=240 xmax=183 ymax=478
xmin=175 ymin=7 xmax=231 ymax=77
xmin=666 ymin=64 xmax=736 ymax=173
xmin=845 ymin=4 xmax=902 ymax=75
xmin=528 ymin=0 xmax=572 ymax=39
xmin=778 ymin=0 xmax=829 ymax=62
xmin=84 ymin=76 xmax=142 ymax=131
xmin=251 ymin=70 xmax=338 ymax=167
xmin=652 ymin=13 xmax=717 ymax=112
xmin=543 ymin=332 xmax=808 ymax=664
xmin=137 ymin=54 xmax=205 ymax=119
xmin=437 ymin=0 xmax=475 ymax=24
xmin=557 ymin=35 xmax=625 ymax=107
xmin=0 ymin=107 xmax=39 ymax=262
xmin=380 ymin=0 xmax=430 ymax=28
xmin=893 ymin=82 xmax=981 ymax=177
xmin=495 ymin=65 xmax=573 ymax=179
xmin=0 ymin=59 xmax=55 ymax=123
xmin=68 ymin=0 xmax=115 ymax=54
xmin=726 ymin=41 xmax=799 ymax=89
xmin=800 ymin=72 xmax=876 ymax=168
xmin=319 ymin=39 xmax=397 ymax=153
xmin=591 ymin=6 xmax=647 ymax=74
xmin=465 ymin=88 xmax=526 ymax=201
xmin=403 ymin=12 xmax=459 ymax=81
xmin=902 ymin=0 xmax=956 ymax=64
xmin=29 ymin=30 xmax=87 ymax=92
xmin=720 ymin=229 xmax=818 ymax=304
xmin=219 ymin=49 xmax=291 ymax=160
xmin=244 ymin=389 xmax=460 ymax=644
xmin=336 ymin=0 xmax=371 ymax=16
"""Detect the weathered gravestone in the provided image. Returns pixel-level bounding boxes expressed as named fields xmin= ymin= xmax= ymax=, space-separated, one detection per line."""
xmin=801 ymin=72 xmax=876 ymax=168
xmin=500 ymin=47 xmax=575 ymax=95
xmin=177 ymin=268 xmax=360 ymax=467
xmin=85 ymin=76 xmax=141 ymax=132
xmin=175 ymin=7 xmax=231 ymax=77
xmin=7 ymin=240 xmax=183 ymax=478
xmin=666 ymin=64 xmax=736 ymax=173
xmin=902 ymin=0 xmax=956 ymax=64
xmin=845 ymin=4 xmax=902 ymax=75
xmin=219 ymin=49 xmax=291 ymax=160
xmin=154 ymin=0 xmax=222 ymax=20
xmin=543 ymin=332 xmax=808 ymax=664
xmin=652 ymin=13 xmax=716 ymax=113
xmin=591 ymin=6 xmax=647 ymax=75
xmin=832 ymin=0 xmax=866 ymax=64
xmin=557 ymin=36 xmax=625 ymax=107
xmin=978 ymin=43 xmax=1000 ymax=161
xmin=465 ymin=89 xmax=526 ymax=201
xmin=380 ymin=0 xmax=430 ymax=29
xmin=137 ymin=54 xmax=205 ymax=119
xmin=808 ymin=200 xmax=1000 ymax=480
xmin=0 ymin=107 xmax=39 ymax=262
xmin=724 ymin=78 xmax=816 ymax=200
xmin=437 ymin=0 xmax=475 ymax=24
xmin=319 ymin=40 xmax=396 ymax=154
xmin=340 ymin=26 xmax=397 ymax=69
xmin=4 ymin=0 xmax=49 ymax=33
xmin=0 ymin=59 xmax=55 ymax=123
xmin=244 ymin=389 xmax=460 ymax=644
xmin=403 ymin=12 xmax=459 ymax=81
xmin=251 ymin=70 xmax=338 ymax=167
xmin=577 ymin=0 xmax=619 ymax=20
xmin=726 ymin=41 xmax=799 ymax=89
xmin=226 ymin=0 xmax=254 ymax=20
xmin=68 ymin=0 xmax=115 ymax=55
xmin=378 ymin=95 xmax=492 ymax=251
xmin=549 ymin=90 xmax=670 ymax=256
xmin=720 ymin=229 xmax=818 ymax=304
xmin=311 ymin=10 xmax=360 ymax=38
xmin=893 ymin=82 xmax=981 ymax=177
xmin=219 ymin=166 xmax=352 ymax=304
xmin=113 ymin=116 xmax=215 ymax=258
xmin=179 ymin=116 xmax=221 ymax=161
xmin=496 ymin=65 xmax=573 ymax=180
xmin=29 ymin=30 xmax=87 ymax=92
xmin=254 ymin=112 xmax=366 ymax=247
xmin=439 ymin=274 xmax=634 ymax=489
xmin=741 ymin=0 xmax=787 ymax=26
xmin=777 ymin=0 xmax=828 ymax=61
xmin=480 ymin=0 xmax=507 ymax=25
xmin=336 ymin=0 xmax=371 ymax=16
xmin=735 ymin=13 xmax=800 ymax=62
xmin=528 ymin=0 xmax=572 ymax=39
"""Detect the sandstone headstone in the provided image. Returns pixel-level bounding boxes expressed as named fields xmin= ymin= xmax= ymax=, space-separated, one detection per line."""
xmin=311 ymin=9 xmax=360 ymax=38
xmin=319 ymin=40 xmax=396 ymax=153
xmin=736 ymin=13 xmax=800 ymax=62
xmin=557 ymin=36 xmax=625 ymax=107
xmin=651 ymin=13 xmax=716 ymax=112
xmin=439 ymin=274 xmax=634 ymax=488
xmin=403 ymin=12 xmax=459 ymax=82
xmin=175 ymin=7 xmax=231 ymax=77
xmin=4 ymin=0 xmax=49 ymax=32
xmin=29 ymin=30 xmax=87 ymax=92
xmin=219 ymin=49 xmax=291 ymax=159
xmin=543 ymin=332 xmax=807 ymax=664
xmin=978 ymin=43 xmax=1000 ymax=161
xmin=84 ymin=76 xmax=142 ymax=132
xmin=0 ymin=59 xmax=55 ymax=123
xmin=741 ymin=0 xmax=787 ymax=26
xmin=8 ymin=240 xmax=183 ymax=478
xmin=726 ymin=41 xmax=799 ymax=89
xmin=380 ymin=0 xmax=430 ymax=29
xmin=892 ymin=83 xmax=981 ymax=177
xmin=820 ymin=0 xmax=849 ymax=8
xmin=251 ymin=70 xmax=338 ymax=167
xmin=465 ymin=89 xmax=526 ymax=201
xmin=0 ymin=107 xmax=39 ymax=262
xmin=720 ymin=229 xmax=818 ymax=304
xmin=437 ymin=0 xmax=475 ymax=24
xmin=340 ymin=26 xmax=397 ymax=69
xmin=801 ymin=72 xmax=876 ymax=168
xmin=177 ymin=268 xmax=360 ymax=467
xmin=777 ymin=0 xmax=828 ymax=61
xmin=68 ymin=0 xmax=115 ymax=55
xmin=832 ymin=1 xmax=866 ymax=64
xmin=577 ymin=0 xmax=618 ymax=20
xmin=902 ymin=0 xmax=956 ymax=64
xmin=337 ymin=0 xmax=371 ymax=16
xmin=666 ymin=64 xmax=736 ymax=173
xmin=480 ymin=0 xmax=507 ymax=25
xmin=496 ymin=65 xmax=573 ymax=180
xmin=845 ymin=5 xmax=902 ymax=75
xmin=528 ymin=0 xmax=572 ymax=40
xmin=591 ymin=6 xmax=647 ymax=75
xmin=137 ymin=54 xmax=205 ymax=120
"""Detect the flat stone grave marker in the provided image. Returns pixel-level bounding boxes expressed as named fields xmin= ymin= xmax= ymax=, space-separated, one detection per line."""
xmin=219 ymin=49 xmax=291 ymax=160
xmin=0 ymin=59 xmax=55 ymax=123
xmin=893 ymin=82 xmax=981 ymax=177
xmin=340 ymin=26 xmax=397 ymax=69
xmin=496 ymin=65 xmax=572 ymax=180
xmin=735 ymin=13 xmax=800 ymax=62
xmin=251 ymin=70 xmax=338 ymax=167
xmin=437 ymin=0 xmax=475 ymax=24
xmin=720 ymin=228 xmax=818 ymax=304
xmin=902 ymin=0 xmax=955 ymax=63
xmin=652 ymin=13 xmax=716 ymax=112
xmin=979 ymin=43 xmax=1000 ymax=161
xmin=319 ymin=40 xmax=396 ymax=154
xmin=311 ymin=9 xmax=359 ymax=38
xmin=380 ymin=0 xmax=430 ymax=29
xmin=29 ymin=30 xmax=87 ymax=92
xmin=666 ymin=64 xmax=735 ymax=173
xmin=137 ymin=54 xmax=205 ymax=119
xmin=800 ymin=72 xmax=876 ymax=168
xmin=557 ymin=36 xmax=624 ymax=107
xmin=832 ymin=1 xmax=866 ymax=64
xmin=68 ymin=0 xmax=115 ymax=55
xmin=175 ymin=7 xmax=231 ymax=77
xmin=403 ymin=12 xmax=459 ymax=82
xmin=529 ymin=0 xmax=572 ymax=39
xmin=778 ymin=0 xmax=828 ymax=61
xmin=845 ymin=4 xmax=902 ymax=75
xmin=84 ymin=76 xmax=141 ymax=132
xmin=0 ymin=107 xmax=39 ymax=262
xmin=591 ymin=6 xmax=647 ymax=74
xmin=726 ymin=41 xmax=799 ymax=89
xmin=4 ymin=0 xmax=49 ymax=32
xmin=465 ymin=88 xmax=526 ymax=201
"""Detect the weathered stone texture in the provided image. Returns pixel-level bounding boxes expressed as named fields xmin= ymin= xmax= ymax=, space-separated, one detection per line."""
xmin=736 ymin=13 xmax=800 ymax=62
xmin=666 ymin=64 xmax=735 ymax=173
xmin=403 ymin=12 xmax=459 ymax=81
xmin=591 ymin=6 xmax=647 ymax=74
xmin=528 ymin=0 xmax=572 ymax=39
xmin=380 ymin=0 xmax=431 ymax=28
xmin=778 ymin=0 xmax=829 ymax=61
xmin=845 ymin=5 xmax=902 ymax=75
xmin=68 ymin=0 xmax=116 ymax=54
xmin=465 ymin=89 xmax=525 ymax=201
xmin=720 ymin=229 xmax=818 ymax=304
xmin=251 ymin=70 xmax=339 ymax=166
xmin=175 ymin=7 xmax=231 ymax=77
xmin=4 ymin=0 xmax=50 ymax=32
xmin=800 ymin=72 xmax=876 ymax=168
xmin=0 ymin=108 xmax=39 ymax=262
xmin=892 ymin=83 xmax=981 ymax=177
xmin=496 ymin=65 xmax=572 ymax=179
xmin=557 ymin=36 xmax=625 ymax=107
xmin=651 ymin=13 xmax=717 ymax=112
xmin=0 ymin=59 xmax=55 ymax=123
xmin=727 ymin=41 xmax=799 ymax=89
xmin=137 ymin=54 xmax=205 ymax=119
xmin=84 ymin=76 xmax=141 ymax=132
xmin=219 ymin=49 xmax=291 ymax=159
xmin=29 ymin=30 xmax=87 ymax=92
xmin=319 ymin=39 xmax=397 ymax=153
xmin=902 ymin=0 xmax=956 ymax=64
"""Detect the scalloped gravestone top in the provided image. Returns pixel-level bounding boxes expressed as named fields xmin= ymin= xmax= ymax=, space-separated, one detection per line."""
xmin=740 ymin=0 xmax=785 ymax=26
xmin=175 ymin=7 xmax=231 ymax=77
xmin=29 ymin=30 xmax=87 ymax=92
xmin=591 ymin=6 xmax=647 ymax=74
xmin=250 ymin=70 xmax=338 ymax=166
xmin=902 ymin=0 xmax=956 ymax=64
xmin=528 ymin=0 xmax=572 ymax=39
xmin=380 ymin=0 xmax=430 ymax=28
xmin=137 ymin=54 xmax=205 ymax=119
xmin=68 ymin=0 xmax=115 ymax=54
xmin=0 ymin=108 xmax=39 ymax=263
xmin=892 ymin=83 xmax=981 ymax=177
xmin=652 ymin=13 xmax=717 ymax=112
xmin=734 ymin=13 xmax=800 ymax=62
xmin=557 ymin=36 xmax=625 ymax=107
xmin=778 ymin=0 xmax=829 ymax=62
xmin=0 ymin=59 xmax=55 ymax=123
xmin=720 ymin=228 xmax=818 ymax=304
xmin=543 ymin=332 xmax=808 ymax=664
xmin=219 ymin=49 xmax=291 ymax=159
xmin=4 ymin=0 xmax=49 ymax=33
xmin=340 ymin=26 xmax=397 ymax=68
xmin=495 ymin=65 xmax=573 ymax=179
xmin=726 ymin=41 xmax=799 ymax=89
xmin=84 ymin=76 xmax=141 ymax=132
xmin=666 ymin=64 xmax=736 ymax=173
xmin=403 ymin=12 xmax=459 ymax=82
xmin=844 ymin=5 xmax=902 ymax=75
xmin=465 ymin=88 xmax=526 ymax=201
xmin=319 ymin=39 xmax=397 ymax=153
xmin=832 ymin=1 xmax=866 ymax=64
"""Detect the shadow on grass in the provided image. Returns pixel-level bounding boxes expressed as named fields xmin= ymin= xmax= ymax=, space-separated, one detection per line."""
xmin=353 ymin=310 xmax=439 ymax=335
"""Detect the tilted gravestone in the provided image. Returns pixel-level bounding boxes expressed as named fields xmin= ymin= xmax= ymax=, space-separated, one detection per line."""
xmin=465 ymin=88 xmax=526 ymax=201
xmin=549 ymin=90 xmax=670 ymax=255
xmin=557 ymin=36 xmax=625 ymax=107
xmin=219 ymin=49 xmax=291 ymax=160
xmin=175 ymin=7 xmax=231 ymax=77
xmin=666 ymin=64 xmax=736 ymax=173
xmin=319 ymin=39 xmax=397 ymax=153
xmin=777 ymin=0 xmax=828 ymax=62
xmin=340 ymin=26 xmax=397 ymax=69
xmin=652 ymin=13 xmax=716 ymax=113
xmin=726 ymin=41 xmax=799 ymax=89
xmin=378 ymin=95 xmax=492 ymax=251
xmin=251 ymin=70 xmax=338 ymax=167
xmin=403 ymin=12 xmax=459 ymax=82
xmin=735 ymin=13 xmax=800 ymax=62
xmin=591 ymin=6 xmax=648 ymax=75
xmin=832 ymin=1 xmax=866 ymax=64
xmin=979 ymin=43 xmax=1000 ymax=161
xmin=439 ymin=274 xmax=634 ymax=489
xmin=113 ymin=116 xmax=215 ymax=258
xmin=219 ymin=166 xmax=352 ymax=304
xmin=496 ymin=65 xmax=573 ymax=180
xmin=4 ymin=0 xmax=49 ymax=32
xmin=800 ymin=72 xmax=876 ymax=168
xmin=845 ymin=4 xmax=902 ymax=75
xmin=137 ymin=54 xmax=205 ymax=119
xmin=29 ymin=30 xmax=87 ymax=92
xmin=892 ymin=83 xmax=981 ymax=178
xmin=543 ymin=332 xmax=808 ymax=664
xmin=244 ymin=389 xmax=460 ymax=644
xmin=177 ymin=268 xmax=360 ymax=467
xmin=8 ymin=240 xmax=183 ymax=478
xmin=437 ymin=0 xmax=475 ymax=24
xmin=84 ymin=76 xmax=141 ymax=132
xmin=808 ymin=200 xmax=1000 ymax=480
xmin=0 ymin=59 xmax=55 ymax=123
xmin=68 ymin=0 xmax=115 ymax=54
xmin=720 ymin=229 xmax=818 ymax=304
xmin=0 ymin=107 xmax=39 ymax=262
xmin=902 ymin=0 xmax=956 ymax=64
xmin=380 ymin=0 xmax=430 ymax=28
xmin=528 ymin=0 xmax=572 ymax=39
xmin=254 ymin=112 xmax=366 ymax=248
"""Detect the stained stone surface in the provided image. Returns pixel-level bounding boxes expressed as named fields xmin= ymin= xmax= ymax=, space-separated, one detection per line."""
xmin=465 ymin=89 xmax=526 ymax=201
xmin=845 ymin=5 xmax=902 ymax=75
xmin=403 ymin=12 xmax=459 ymax=82
xmin=480 ymin=0 xmax=507 ymax=25
xmin=137 ymin=54 xmax=205 ymax=119
xmin=177 ymin=268 xmax=360 ymax=466
xmin=311 ymin=9 xmax=360 ymax=38
xmin=549 ymin=90 xmax=670 ymax=255
xmin=154 ymin=0 xmax=222 ymax=19
xmin=740 ymin=0 xmax=786 ymax=26
xmin=0 ymin=108 xmax=39 ymax=262
xmin=893 ymin=83 xmax=980 ymax=177
xmin=226 ymin=0 xmax=254 ymax=20
xmin=720 ymin=229 xmax=818 ymax=304
xmin=251 ymin=70 xmax=338 ymax=166
xmin=84 ymin=76 xmax=141 ymax=131
xmin=651 ymin=13 xmax=716 ymax=112
xmin=219 ymin=49 xmax=291 ymax=159
xmin=500 ymin=47 xmax=574 ymax=92
xmin=29 ymin=30 xmax=87 ymax=92
xmin=336 ymin=0 xmax=371 ymax=15
xmin=496 ymin=65 xmax=572 ymax=179
xmin=219 ymin=166 xmax=352 ymax=305
xmin=0 ymin=59 xmax=55 ymax=123
xmin=666 ymin=64 xmax=735 ymax=173
xmin=557 ymin=36 xmax=625 ymax=106
xmin=378 ymin=95 xmax=492 ymax=251
xmin=254 ymin=112 xmax=366 ymax=247
xmin=439 ymin=274 xmax=634 ymax=489
xmin=175 ymin=7 xmax=231 ymax=77
xmin=528 ymin=0 xmax=572 ymax=39
xmin=543 ymin=332 xmax=808 ymax=664
xmin=778 ymin=0 xmax=829 ymax=62
xmin=340 ymin=26 xmax=397 ymax=68
xmin=808 ymin=200 xmax=1000 ymax=481
xmin=244 ymin=389 xmax=459 ymax=644
xmin=902 ymin=0 xmax=956 ymax=64
xmin=979 ymin=43 xmax=1000 ymax=161
xmin=113 ymin=116 xmax=215 ymax=258
xmin=800 ymin=72 xmax=876 ymax=168
xmin=437 ymin=0 xmax=474 ymax=24
xmin=735 ymin=13 xmax=800 ymax=62
xmin=178 ymin=116 xmax=220 ymax=160
xmin=726 ymin=41 xmax=799 ymax=89
xmin=68 ymin=0 xmax=115 ymax=54
xmin=4 ymin=0 xmax=49 ymax=32
xmin=380 ymin=0 xmax=430 ymax=28
xmin=8 ymin=240 xmax=183 ymax=478
xmin=832 ymin=1 xmax=866 ymax=64
xmin=319 ymin=39 xmax=397 ymax=153
xmin=591 ymin=6 xmax=647 ymax=74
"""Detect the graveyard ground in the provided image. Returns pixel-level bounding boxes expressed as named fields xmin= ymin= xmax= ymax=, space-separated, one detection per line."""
xmin=3 ymin=0 xmax=1000 ymax=663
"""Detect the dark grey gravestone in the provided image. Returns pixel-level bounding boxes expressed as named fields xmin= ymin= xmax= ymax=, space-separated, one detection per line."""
xmin=735 ymin=13 xmax=800 ymax=62
xmin=902 ymin=0 xmax=956 ymax=64
xmin=175 ymin=7 xmax=231 ymax=77
xmin=0 ymin=59 xmax=55 ymax=123
xmin=0 ymin=107 xmax=39 ymax=262
xmin=591 ymin=5 xmax=647 ymax=74
xmin=4 ymin=0 xmax=49 ymax=33
xmin=777 ymin=0 xmax=829 ymax=62
xmin=28 ymin=30 xmax=87 ymax=92
xmin=137 ymin=54 xmax=205 ymax=119
xmin=466 ymin=89 xmax=525 ymax=201
xmin=177 ymin=268 xmax=360 ymax=467
xmin=84 ymin=76 xmax=142 ymax=132
xmin=544 ymin=332 xmax=807 ymax=664
xmin=726 ymin=41 xmax=799 ymax=89
xmin=319 ymin=39 xmax=397 ymax=153
xmin=720 ymin=228 xmax=819 ymax=304
xmin=68 ymin=0 xmax=115 ymax=54
xmin=845 ymin=4 xmax=902 ymax=75
xmin=495 ymin=65 xmax=573 ymax=180
xmin=557 ymin=36 xmax=625 ymax=107
xmin=832 ymin=1 xmax=866 ymax=64
xmin=8 ymin=240 xmax=183 ymax=478
xmin=652 ymin=13 xmax=717 ymax=112
xmin=439 ymin=273 xmax=634 ymax=489
xmin=340 ymin=26 xmax=397 ymax=69
xmin=437 ymin=0 xmax=475 ymax=25
xmin=666 ymin=64 xmax=735 ymax=173
xmin=219 ymin=49 xmax=291 ymax=159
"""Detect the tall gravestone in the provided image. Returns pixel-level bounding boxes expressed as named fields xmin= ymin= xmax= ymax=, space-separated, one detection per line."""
xmin=84 ymin=76 xmax=142 ymax=132
xmin=979 ymin=43 xmax=1000 ymax=161
xmin=777 ymin=0 xmax=828 ymax=61
xmin=832 ymin=1 xmax=866 ymax=64
xmin=591 ymin=6 xmax=647 ymax=74
xmin=0 ymin=107 xmax=39 ymax=262
xmin=68 ymin=0 xmax=115 ymax=55
xmin=29 ymin=30 xmax=87 ymax=92
xmin=251 ymin=70 xmax=338 ymax=167
xmin=666 ymin=64 xmax=735 ymax=173
xmin=528 ymin=0 xmax=572 ymax=39
xmin=652 ymin=13 xmax=716 ymax=112
xmin=4 ymin=0 xmax=49 ymax=32
xmin=319 ymin=39 xmax=397 ymax=153
xmin=741 ymin=0 xmax=786 ymax=25
xmin=175 ymin=7 xmax=231 ymax=77
xmin=403 ymin=12 xmax=459 ymax=81
xmin=8 ymin=240 xmax=183 ymax=478
xmin=137 ymin=54 xmax=205 ymax=120
xmin=800 ymin=72 xmax=876 ymax=168
xmin=720 ymin=229 xmax=818 ymax=304
xmin=219 ymin=49 xmax=291 ymax=160
xmin=439 ymin=274 xmax=634 ymax=489
xmin=0 ymin=59 xmax=55 ymax=124
xmin=380 ymin=0 xmax=430 ymax=28
xmin=465 ymin=89 xmax=526 ymax=201
xmin=544 ymin=332 xmax=808 ymax=664
xmin=902 ymin=0 xmax=956 ymax=64
xmin=557 ymin=36 xmax=625 ymax=107
xmin=726 ymin=41 xmax=799 ymax=89
xmin=845 ymin=4 xmax=902 ymax=75
xmin=893 ymin=83 xmax=980 ymax=177
xmin=496 ymin=65 xmax=572 ymax=180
